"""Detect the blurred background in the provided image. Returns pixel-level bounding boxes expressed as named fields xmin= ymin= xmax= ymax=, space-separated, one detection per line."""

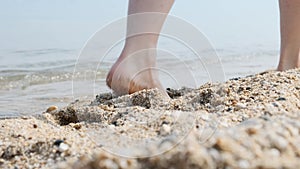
xmin=0 ymin=0 xmax=280 ymax=117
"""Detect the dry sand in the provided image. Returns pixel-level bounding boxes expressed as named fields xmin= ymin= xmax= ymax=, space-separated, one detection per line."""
xmin=1 ymin=68 xmax=300 ymax=169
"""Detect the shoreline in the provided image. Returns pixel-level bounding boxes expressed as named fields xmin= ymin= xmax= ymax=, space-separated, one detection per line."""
xmin=1 ymin=68 xmax=300 ymax=168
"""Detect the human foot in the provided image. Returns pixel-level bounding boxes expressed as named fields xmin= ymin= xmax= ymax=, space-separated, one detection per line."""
xmin=277 ymin=51 xmax=300 ymax=71
xmin=277 ymin=62 xmax=300 ymax=71
xmin=106 ymin=49 xmax=167 ymax=96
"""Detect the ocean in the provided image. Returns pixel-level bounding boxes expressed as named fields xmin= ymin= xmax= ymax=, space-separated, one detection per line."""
xmin=0 ymin=46 xmax=279 ymax=117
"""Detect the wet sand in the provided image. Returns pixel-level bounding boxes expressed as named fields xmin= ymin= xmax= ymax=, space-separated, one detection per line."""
xmin=1 ymin=68 xmax=300 ymax=169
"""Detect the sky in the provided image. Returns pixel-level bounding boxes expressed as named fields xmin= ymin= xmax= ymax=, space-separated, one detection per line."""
xmin=0 ymin=0 xmax=280 ymax=53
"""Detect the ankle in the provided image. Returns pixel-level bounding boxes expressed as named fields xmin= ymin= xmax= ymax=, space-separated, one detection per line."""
xmin=119 ymin=45 xmax=157 ymax=65
xmin=278 ymin=48 xmax=300 ymax=71
xmin=277 ymin=57 xmax=300 ymax=71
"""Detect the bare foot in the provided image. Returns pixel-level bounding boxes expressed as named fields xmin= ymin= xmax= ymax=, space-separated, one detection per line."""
xmin=106 ymin=49 xmax=167 ymax=96
xmin=277 ymin=58 xmax=300 ymax=71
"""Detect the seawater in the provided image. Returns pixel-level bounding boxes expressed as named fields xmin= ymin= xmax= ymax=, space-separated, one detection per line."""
xmin=0 ymin=47 xmax=279 ymax=117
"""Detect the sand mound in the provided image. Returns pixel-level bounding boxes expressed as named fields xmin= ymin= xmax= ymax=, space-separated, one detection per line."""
xmin=1 ymin=69 xmax=300 ymax=169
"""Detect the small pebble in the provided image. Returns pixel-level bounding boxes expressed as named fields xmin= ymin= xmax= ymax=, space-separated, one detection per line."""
xmin=54 ymin=139 xmax=64 ymax=146
xmin=277 ymin=97 xmax=286 ymax=101
xmin=46 ymin=106 xmax=58 ymax=113
xmin=246 ymin=128 xmax=257 ymax=135
xmin=70 ymin=123 xmax=82 ymax=130
xmin=102 ymin=159 xmax=118 ymax=169
xmin=58 ymin=143 xmax=69 ymax=152
xmin=201 ymin=114 xmax=209 ymax=121
xmin=236 ymin=103 xmax=246 ymax=109
xmin=270 ymin=148 xmax=280 ymax=157
xmin=160 ymin=124 xmax=171 ymax=136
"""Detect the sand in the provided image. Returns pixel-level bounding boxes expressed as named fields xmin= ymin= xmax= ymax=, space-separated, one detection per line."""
xmin=1 ymin=68 xmax=300 ymax=169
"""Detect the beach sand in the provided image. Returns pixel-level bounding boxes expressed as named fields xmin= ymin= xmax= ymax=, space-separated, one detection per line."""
xmin=1 ymin=68 xmax=300 ymax=169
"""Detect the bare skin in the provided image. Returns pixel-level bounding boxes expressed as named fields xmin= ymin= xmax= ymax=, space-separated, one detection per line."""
xmin=107 ymin=0 xmax=300 ymax=95
xmin=106 ymin=0 xmax=174 ymax=95
xmin=277 ymin=0 xmax=300 ymax=70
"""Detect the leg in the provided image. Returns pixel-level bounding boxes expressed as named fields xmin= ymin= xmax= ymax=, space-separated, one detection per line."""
xmin=277 ymin=0 xmax=300 ymax=71
xmin=106 ymin=0 xmax=174 ymax=95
